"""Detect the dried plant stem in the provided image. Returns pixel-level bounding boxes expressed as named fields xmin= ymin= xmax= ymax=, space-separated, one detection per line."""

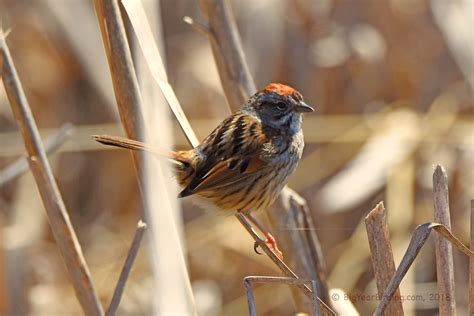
xmin=107 ymin=220 xmax=147 ymax=316
xmin=93 ymin=0 xmax=145 ymax=143
xmin=199 ymin=0 xmax=256 ymax=113
xmin=0 ymin=123 xmax=74 ymax=187
xmin=470 ymin=199 xmax=474 ymax=315
xmin=365 ymin=202 xmax=404 ymax=315
xmin=199 ymin=0 xmax=330 ymax=308
xmin=0 ymin=30 xmax=103 ymax=316
xmin=433 ymin=165 xmax=456 ymax=315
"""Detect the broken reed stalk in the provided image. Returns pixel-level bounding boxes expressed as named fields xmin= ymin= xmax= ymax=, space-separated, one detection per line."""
xmin=364 ymin=202 xmax=404 ymax=315
xmin=0 ymin=123 xmax=74 ymax=187
xmin=433 ymin=165 xmax=456 ymax=315
xmin=199 ymin=0 xmax=330 ymax=309
xmin=0 ymin=30 xmax=103 ymax=316
xmin=243 ymin=276 xmax=320 ymax=316
xmin=107 ymin=220 xmax=147 ymax=316
xmin=470 ymin=199 xmax=474 ymax=315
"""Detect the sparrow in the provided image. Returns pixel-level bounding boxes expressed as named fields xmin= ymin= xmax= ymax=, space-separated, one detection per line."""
xmin=94 ymin=83 xmax=314 ymax=258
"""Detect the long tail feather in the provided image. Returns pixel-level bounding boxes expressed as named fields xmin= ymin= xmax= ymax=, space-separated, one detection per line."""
xmin=92 ymin=134 xmax=162 ymax=154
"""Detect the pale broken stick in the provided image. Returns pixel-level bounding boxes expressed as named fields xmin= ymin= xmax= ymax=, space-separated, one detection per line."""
xmin=433 ymin=165 xmax=456 ymax=315
xmin=365 ymin=202 xmax=404 ymax=315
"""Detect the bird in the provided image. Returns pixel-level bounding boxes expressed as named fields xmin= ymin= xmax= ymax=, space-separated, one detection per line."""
xmin=93 ymin=83 xmax=314 ymax=259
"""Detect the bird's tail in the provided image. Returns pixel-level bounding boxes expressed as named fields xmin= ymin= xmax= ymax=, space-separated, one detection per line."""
xmin=92 ymin=134 xmax=188 ymax=171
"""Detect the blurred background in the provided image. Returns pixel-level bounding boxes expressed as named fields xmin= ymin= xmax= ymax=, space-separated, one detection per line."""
xmin=0 ymin=0 xmax=472 ymax=315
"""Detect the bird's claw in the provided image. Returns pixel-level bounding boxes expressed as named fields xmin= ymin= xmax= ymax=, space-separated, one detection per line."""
xmin=253 ymin=240 xmax=264 ymax=255
xmin=253 ymin=234 xmax=284 ymax=260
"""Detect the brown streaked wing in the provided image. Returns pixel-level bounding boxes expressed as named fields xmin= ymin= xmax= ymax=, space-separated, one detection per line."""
xmin=178 ymin=113 xmax=268 ymax=198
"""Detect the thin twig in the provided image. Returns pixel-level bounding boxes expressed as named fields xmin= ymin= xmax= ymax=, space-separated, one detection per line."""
xmin=243 ymin=276 xmax=321 ymax=316
xmin=469 ymin=199 xmax=474 ymax=315
xmin=106 ymin=220 xmax=147 ymax=316
xmin=0 ymin=28 xmax=103 ymax=316
xmin=433 ymin=165 xmax=456 ymax=315
xmin=0 ymin=123 xmax=74 ymax=187
xmin=364 ymin=202 xmax=404 ymax=315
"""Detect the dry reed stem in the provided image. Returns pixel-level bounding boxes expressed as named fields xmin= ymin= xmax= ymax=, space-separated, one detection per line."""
xmin=199 ymin=0 xmax=330 ymax=308
xmin=0 ymin=29 xmax=103 ymax=316
xmin=107 ymin=220 xmax=147 ymax=316
xmin=433 ymin=165 xmax=456 ymax=315
xmin=374 ymin=222 xmax=473 ymax=315
xmin=470 ymin=199 xmax=474 ymax=315
xmin=364 ymin=202 xmax=404 ymax=315
xmin=198 ymin=0 xmax=256 ymax=113
xmin=93 ymin=0 xmax=145 ymax=143
xmin=243 ymin=276 xmax=320 ymax=316
xmin=0 ymin=123 xmax=74 ymax=187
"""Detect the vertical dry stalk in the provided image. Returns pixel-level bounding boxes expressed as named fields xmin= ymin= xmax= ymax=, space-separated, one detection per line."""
xmin=0 ymin=31 xmax=103 ymax=315
xmin=470 ymin=199 xmax=474 ymax=314
xmin=199 ymin=0 xmax=330 ymax=309
xmin=93 ymin=0 xmax=145 ymax=143
xmin=433 ymin=165 xmax=456 ymax=315
xmin=364 ymin=202 xmax=404 ymax=315
xmin=107 ymin=220 xmax=147 ymax=316
xmin=198 ymin=0 xmax=255 ymax=113
xmin=94 ymin=0 xmax=196 ymax=314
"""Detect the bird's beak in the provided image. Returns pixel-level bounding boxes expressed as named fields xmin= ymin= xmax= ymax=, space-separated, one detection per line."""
xmin=294 ymin=102 xmax=315 ymax=113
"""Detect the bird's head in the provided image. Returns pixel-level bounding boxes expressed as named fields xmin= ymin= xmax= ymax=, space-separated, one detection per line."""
xmin=247 ymin=83 xmax=314 ymax=134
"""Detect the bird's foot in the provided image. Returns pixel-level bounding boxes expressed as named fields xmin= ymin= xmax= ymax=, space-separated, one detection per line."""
xmin=253 ymin=232 xmax=283 ymax=260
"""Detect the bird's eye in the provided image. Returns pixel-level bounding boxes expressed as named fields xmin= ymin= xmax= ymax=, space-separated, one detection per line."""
xmin=276 ymin=102 xmax=286 ymax=110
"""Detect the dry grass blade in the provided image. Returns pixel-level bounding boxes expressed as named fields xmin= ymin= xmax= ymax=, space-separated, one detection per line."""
xmin=433 ymin=165 xmax=456 ymax=315
xmin=374 ymin=222 xmax=473 ymax=315
xmin=0 ymin=29 xmax=103 ymax=316
xmin=106 ymin=220 xmax=147 ymax=316
xmin=364 ymin=202 xmax=404 ymax=315
xmin=121 ymin=0 xmax=199 ymax=148
xmin=243 ymin=276 xmax=321 ymax=316
xmin=0 ymin=123 xmax=74 ymax=187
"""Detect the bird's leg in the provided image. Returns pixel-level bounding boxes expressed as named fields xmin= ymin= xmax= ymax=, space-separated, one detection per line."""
xmin=245 ymin=213 xmax=283 ymax=260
